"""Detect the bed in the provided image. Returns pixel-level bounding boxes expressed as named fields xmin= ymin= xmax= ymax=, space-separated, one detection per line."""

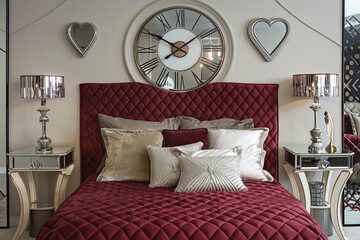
xmin=37 ymin=82 xmax=326 ymax=240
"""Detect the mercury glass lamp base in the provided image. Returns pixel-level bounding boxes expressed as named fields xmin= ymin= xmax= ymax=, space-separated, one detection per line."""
xmin=308 ymin=127 xmax=325 ymax=154
xmin=36 ymin=146 xmax=53 ymax=154
xmin=308 ymin=145 xmax=325 ymax=154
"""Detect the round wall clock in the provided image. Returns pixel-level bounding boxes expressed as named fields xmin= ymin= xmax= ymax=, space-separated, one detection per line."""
xmin=125 ymin=1 xmax=233 ymax=91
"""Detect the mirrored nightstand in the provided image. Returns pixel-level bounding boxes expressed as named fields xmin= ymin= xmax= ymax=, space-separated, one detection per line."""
xmin=8 ymin=146 xmax=74 ymax=240
xmin=283 ymin=146 xmax=353 ymax=240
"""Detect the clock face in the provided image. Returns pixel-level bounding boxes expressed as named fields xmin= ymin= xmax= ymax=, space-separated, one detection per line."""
xmin=134 ymin=7 xmax=225 ymax=91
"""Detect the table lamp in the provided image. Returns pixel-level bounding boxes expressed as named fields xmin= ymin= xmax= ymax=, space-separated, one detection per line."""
xmin=20 ymin=75 xmax=65 ymax=153
xmin=292 ymin=73 xmax=339 ymax=154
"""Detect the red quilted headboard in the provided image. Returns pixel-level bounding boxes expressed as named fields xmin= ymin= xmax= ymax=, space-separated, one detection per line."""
xmin=80 ymin=82 xmax=279 ymax=182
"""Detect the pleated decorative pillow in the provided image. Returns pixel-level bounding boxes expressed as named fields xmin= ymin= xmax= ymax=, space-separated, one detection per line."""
xmin=176 ymin=147 xmax=272 ymax=182
xmin=175 ymin=156 xmax=248 ymax=193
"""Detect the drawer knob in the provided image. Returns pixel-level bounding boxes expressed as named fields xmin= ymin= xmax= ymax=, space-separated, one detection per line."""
xmin=31 ymin=160 xmax=43 ymax=168
xmin=317 ymin=159 xmax=330 ymax=169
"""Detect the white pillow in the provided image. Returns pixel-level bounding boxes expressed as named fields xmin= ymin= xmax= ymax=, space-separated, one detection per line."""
xmin=208 ymin=128 xmax=269 ymax=167
xmin=238 ymin=146 xmax=273 ymax=182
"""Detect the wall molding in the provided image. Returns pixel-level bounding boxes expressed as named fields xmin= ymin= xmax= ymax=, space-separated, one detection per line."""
xmin=10 ymin=0 xmax=69 ymax=36
xmin=275 ymin=0 xmax=341 ymax=47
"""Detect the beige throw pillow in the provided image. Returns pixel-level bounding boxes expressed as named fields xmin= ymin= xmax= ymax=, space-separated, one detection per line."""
xmin=146 ymin=142 xmax=203 ymax=188
xmin=98 ymin=113 xmax=180 ymax=130
xmin=96 ymin=114 xmax=179 ymax=174
xmin=178 ymin=116 xmax=254 ymax=130
xmin=175 ymin=156 xmax=248 ymax=193
xmin=97 ymin=129 xmax=163 ymax=182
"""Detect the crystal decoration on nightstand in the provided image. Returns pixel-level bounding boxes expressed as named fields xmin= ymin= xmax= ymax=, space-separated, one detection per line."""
xmin=317 ymin=159 xmax=330 ymax=169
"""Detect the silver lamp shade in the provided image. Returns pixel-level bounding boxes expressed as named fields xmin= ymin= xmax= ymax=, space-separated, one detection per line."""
xmin=20 ymin=75 xmax=65 ymax=99
xmin=293 ymin=74 xmax=339 ymax=98
xmin=20 ymin=75 xmax=65 ymax=154
xmin=292 ymin=73 xmax=339 ymax=154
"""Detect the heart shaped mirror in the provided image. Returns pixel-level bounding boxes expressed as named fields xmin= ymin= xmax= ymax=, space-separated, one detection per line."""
xmin=67 ymin=22 xmax=98 ymax=57
xmin=248 ymin=18 xmax=290 ymax=62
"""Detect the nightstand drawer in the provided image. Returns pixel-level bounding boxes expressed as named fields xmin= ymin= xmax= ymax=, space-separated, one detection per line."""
xmin=9 ymin=151 xmax=73 ymax=169
xmin=284 ymin=146 xmax=353 ymax=170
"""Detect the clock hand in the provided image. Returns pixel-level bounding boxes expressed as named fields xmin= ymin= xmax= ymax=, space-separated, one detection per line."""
xmin=143 ymin=29 xmax=187 ymax=54
xmin=164 ymin=30 xmax=207 ymax=59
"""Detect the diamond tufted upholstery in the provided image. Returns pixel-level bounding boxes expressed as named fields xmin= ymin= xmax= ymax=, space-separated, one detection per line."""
xmin=80 ymin=82 xmax=279 ymax=182
xmin=36 ymin=83 xmax=328 ymax=240
xmin=37 ymin=175 xmax=326 ymax=240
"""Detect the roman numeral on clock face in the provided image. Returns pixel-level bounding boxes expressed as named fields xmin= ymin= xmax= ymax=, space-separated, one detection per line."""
xmin=203 ymin=46 xmax=223 ymax=52
xmin=200 ymin=57 xmax=220 ymax=72
xmin=140 ymin=57 xmax=159 ymax=75
xmin=156 ymin=13 xmax=171 ymax=31
xmin=176 ymin=10 xmax=185 ymax=28
xmin=191 ymin=71 xmax=207 ymax=85
xmin=175 ymin=72 xmax=185 ymax=90
xmin=156 ymin=68 xmax=170 ymax=87
xmin=191 ymin=14 xmax=202 ymax=30
xmin=137 ymin=45 xmax=157 ymax=54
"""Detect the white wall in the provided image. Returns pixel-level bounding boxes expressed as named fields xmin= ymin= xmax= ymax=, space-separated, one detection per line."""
xmin=8 ymin=0 xmax=343 ymax=220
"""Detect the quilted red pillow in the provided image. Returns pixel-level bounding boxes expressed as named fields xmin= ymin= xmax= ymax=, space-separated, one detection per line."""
xmin=162 ymin=129 xmax=208 ymax=149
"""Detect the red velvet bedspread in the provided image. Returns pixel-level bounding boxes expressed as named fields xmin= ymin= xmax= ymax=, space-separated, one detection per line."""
xmin=37 ymin=175 xmax=326 ymax=240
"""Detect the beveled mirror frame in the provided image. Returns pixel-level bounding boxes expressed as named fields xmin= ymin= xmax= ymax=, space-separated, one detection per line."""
xmin=0 ymin=0 xmax=9 ymax=228
xmin=342 ymin=0 xmax=360 ymax=227
xmin=66 ymin=22 xmax=98 ymax=57
xmin=247 ymin=18 xmax=290 ymax=62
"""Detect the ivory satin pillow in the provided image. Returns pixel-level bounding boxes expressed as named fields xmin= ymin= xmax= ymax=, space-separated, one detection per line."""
xmin=175 ymin=156 xmax=248 ymax=193
xmin=146 ymin=142 xmax=203 ymax=188
xmin=238 ymin=146 xmax=273 ymax=182
xmin=97 ymin=129 xmax=163 ymax=182
xmin=208 ymin=128 xmax=269 ymax=167
xmin=208 ymin=128 xmax=269 ymax=150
